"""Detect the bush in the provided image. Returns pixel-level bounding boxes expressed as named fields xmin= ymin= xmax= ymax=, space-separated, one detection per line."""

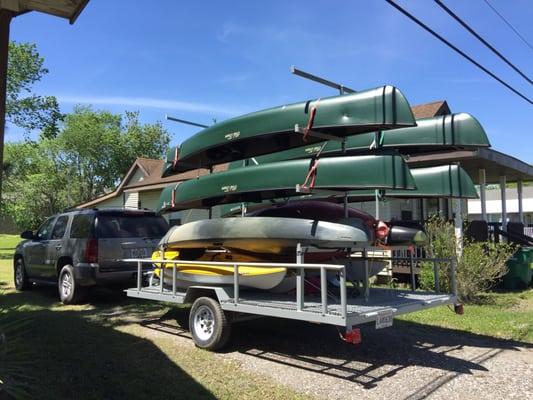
xmin=420 ymin=216 xmax=515 ymax=302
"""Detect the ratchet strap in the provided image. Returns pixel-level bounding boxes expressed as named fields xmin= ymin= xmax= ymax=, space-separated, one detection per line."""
xmin=171 ymin=147 xmax=180 ymax=170
xmin=303 ymin=98 xmax=321 ymax=142
xmin=301 ymin=156 xmax=320 ymax=190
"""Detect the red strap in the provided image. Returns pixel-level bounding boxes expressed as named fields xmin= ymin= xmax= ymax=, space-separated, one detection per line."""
xmin=171 ymin=147 xmax=180 ymax=170
xmin=170 ymin=187 xmax=176 ymax=208
xmin=301 ymin=158 xmax=320 ymax=189
xmin=303 ymin=98 xmax=321 ymax=142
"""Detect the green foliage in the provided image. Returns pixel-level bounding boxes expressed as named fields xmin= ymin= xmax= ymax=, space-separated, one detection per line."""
xmin=2 ymin=107 xmax=170 ymax=229
xmin=420 ymin=215 xmax=515 ymax=302
xmin=7 ymin=41 xmax=62 ymax=137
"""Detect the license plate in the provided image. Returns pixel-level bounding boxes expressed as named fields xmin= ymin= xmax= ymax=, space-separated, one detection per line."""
xmin=375 ymin=310 xmax=394 ymax=329
xmin=131 ymin=248 xmax=148 ymax=258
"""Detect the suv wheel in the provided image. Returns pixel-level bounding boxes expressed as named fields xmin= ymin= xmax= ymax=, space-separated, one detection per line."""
xmin=58 ymin=265 xmax=87 ymax=305
xmin=14 ymin=258 xmax=30 ymax=291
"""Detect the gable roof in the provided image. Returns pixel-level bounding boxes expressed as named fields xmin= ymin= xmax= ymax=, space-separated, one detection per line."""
xmin=411 ymin=100 xmax=451 ymax=119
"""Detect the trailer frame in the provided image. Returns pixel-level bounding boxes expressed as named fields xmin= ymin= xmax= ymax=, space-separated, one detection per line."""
xmin=124 ymin=245 xmax=459 ymax=348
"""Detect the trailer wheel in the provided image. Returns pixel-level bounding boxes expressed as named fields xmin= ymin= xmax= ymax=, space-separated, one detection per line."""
xmin=189 ymin=297 xmax=231 ymax=351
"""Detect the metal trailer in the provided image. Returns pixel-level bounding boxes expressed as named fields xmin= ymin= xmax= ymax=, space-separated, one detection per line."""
xmin=124 ymin=245 xmax=460 ymax=351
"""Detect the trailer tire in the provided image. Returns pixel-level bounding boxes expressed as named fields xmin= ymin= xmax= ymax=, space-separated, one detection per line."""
xmin=189 ymin=297 xmax=231 ymax=351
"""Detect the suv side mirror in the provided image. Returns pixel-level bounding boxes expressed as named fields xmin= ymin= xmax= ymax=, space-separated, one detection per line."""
xmin=20 ymin=230 xmax=34 ymax=240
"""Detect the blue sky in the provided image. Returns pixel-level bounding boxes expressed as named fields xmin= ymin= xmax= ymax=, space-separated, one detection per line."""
xmin=8 ymin=0 xmax=533 ymax=162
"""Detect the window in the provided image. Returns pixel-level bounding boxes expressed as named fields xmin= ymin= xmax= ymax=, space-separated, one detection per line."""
xmin=96 ymin=214 xmax=169 ymax=238
xmin=51 ymin=216 xmax=69 ymax=239
xmin=36 ymin=217 xmax=56 ymax=240
xmin=70 ymin=214 xmax=95 ymax=239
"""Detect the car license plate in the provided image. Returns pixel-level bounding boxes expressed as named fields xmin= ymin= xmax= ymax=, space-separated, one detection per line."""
xmin=131 ymin=248 xmax=148 ymax=258
xmin=375 ymin=310 xmax=394 ymax=329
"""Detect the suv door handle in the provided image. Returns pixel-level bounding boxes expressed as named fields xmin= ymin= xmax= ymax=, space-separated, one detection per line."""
xmin=55 ymin=244 xmax=62 ymax=250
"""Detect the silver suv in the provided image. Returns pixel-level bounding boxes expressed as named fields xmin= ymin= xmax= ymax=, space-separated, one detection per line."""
xmin=13 ymin=208 xmax=168 ymax=304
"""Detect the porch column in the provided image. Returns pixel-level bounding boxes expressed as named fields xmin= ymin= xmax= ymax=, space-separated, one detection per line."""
xmin=500 ymin=175 xmax=507 ymax=232
xmin=438 ymin=198 xmax=446 ymax=218
xmin=422 ymin=199 xmax=428 ymax=220
xmin=411 ymin=199 xmax=418 ymax=221
xmin=479 ymin=169 xmax=487 ymax=221
xmin=454 ymin=198 xmax=463 ymax=258
xmin=517 ymin=180 xmax=524 ymax=224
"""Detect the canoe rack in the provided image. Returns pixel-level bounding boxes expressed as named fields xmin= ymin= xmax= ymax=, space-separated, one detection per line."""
xmin=124 ymin=244 xmax=459 ymax=350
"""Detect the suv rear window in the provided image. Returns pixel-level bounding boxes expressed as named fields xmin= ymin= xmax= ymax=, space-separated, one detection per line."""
xmin=70 ymin=214 xmax=95 ymax=238
xmin=96 ymin=214 xmax=168 ymax=238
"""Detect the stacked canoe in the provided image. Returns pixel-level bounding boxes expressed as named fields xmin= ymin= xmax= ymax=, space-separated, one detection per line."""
xmin=154 ymin=84 xmax=487 ymax=289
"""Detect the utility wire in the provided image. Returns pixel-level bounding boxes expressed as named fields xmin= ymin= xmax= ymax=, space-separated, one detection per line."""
xmin=481 ymin=0 xmax=533 ymax=51
xmin=434 ymin=0 xmax=531 ymax=85
xmin=385 ymin=0 xmax=532 ymax=105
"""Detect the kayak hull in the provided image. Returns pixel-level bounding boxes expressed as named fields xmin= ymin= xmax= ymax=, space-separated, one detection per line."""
xmin=158 ymin=265 xmax=287 ymax=290
xmin=159 ymin=217 xmax=371 ymax=255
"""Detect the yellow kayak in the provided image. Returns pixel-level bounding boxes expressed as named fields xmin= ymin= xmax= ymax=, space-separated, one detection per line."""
xmin=151 ymin=250 xmax=286 ymax=290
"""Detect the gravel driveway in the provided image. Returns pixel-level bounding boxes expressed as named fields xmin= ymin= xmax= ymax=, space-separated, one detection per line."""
xmin=143 ymin=312 xmax=533 ymax=400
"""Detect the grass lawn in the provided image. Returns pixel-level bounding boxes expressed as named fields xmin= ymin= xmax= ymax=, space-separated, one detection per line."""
xmin=0 ymin=233 xmax=20 ymax=260
xmin=1 ymin=233 xmax=531 ymax=399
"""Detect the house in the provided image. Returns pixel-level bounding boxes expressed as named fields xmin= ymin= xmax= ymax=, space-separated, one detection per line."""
xmin=76 ymin=158 xmax=223 ymax=224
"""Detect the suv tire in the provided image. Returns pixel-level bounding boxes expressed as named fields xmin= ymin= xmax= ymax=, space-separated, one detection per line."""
xmin=58 ymin=265 xmax=87 ymax=305
xmin=14 ymin=258 xmax=30 ymax=291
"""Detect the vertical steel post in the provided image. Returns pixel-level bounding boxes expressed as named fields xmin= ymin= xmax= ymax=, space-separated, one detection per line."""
xmin=340 ymin=267 xmax=347 ymax=319
xmin=320 ymin=266 xmax=327 ymax=315
xmin=433 ymin=260 xmax=440 ymax=292
xmin=363 ymin=248 xmax=370 ymax=301
xmin=409 ymin=248 xmax=416 ymax=291
xmin=160 ymin=261 xmax=164 ymax=293
xmin=450 ymin=257 xmax=458 ymax=298
xmin=233 ymin=263 xmax=239 ymax=304
xmin=172 ymin=262 xmax=176 ymax=296
xmin=296 ymin=243 xmax=305 ymax=312
xmin=137 ymin=261 xmax=142 ymax=291
xmin=343 ymin=193 xmax=348 ymax=218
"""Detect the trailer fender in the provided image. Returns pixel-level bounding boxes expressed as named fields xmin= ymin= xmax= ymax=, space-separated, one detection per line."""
xmin=184 ymin=286 xmax=233 ymax=304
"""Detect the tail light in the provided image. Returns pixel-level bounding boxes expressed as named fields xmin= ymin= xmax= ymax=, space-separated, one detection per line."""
xmin=375 ymin=221 xmax=390 ymax=241
xmin=85 ymin=238 xmax=98 ymax=263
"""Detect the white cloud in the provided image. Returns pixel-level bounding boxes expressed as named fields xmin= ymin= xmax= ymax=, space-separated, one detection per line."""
xmin=56 ymin=94 xmax=247 ymax=116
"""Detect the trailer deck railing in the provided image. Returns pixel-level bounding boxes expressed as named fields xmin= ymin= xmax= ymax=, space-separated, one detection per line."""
xmin=124 ymin=248 xmax=457 ymax=326
xmin=124 ymin=257 xmax=348 ymax=319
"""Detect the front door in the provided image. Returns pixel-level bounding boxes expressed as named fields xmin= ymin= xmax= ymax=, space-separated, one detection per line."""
xmin=25 ymin=217 xmax=56 ymax=279
xmin=44 ymin=215 xmax=70 ymax=280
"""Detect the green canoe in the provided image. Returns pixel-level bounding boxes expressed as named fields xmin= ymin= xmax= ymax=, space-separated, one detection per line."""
xmin=220 ymin=164 xmax=478 ymax=217
xmin=162 ymin=85 xmax=415 ymax=176
xmin=158 ymin=154 xmax=416 ymax=212
xmin=229 ymin=113 xmax=490 ymax=167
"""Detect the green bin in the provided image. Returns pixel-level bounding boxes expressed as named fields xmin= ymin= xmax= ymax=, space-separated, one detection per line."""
xmin=503 ymin=248 xmax=533 ymax=290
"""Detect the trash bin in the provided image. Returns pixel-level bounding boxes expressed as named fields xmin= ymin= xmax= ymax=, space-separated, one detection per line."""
xmin=503 ymin=247 xmax=533 ymax=290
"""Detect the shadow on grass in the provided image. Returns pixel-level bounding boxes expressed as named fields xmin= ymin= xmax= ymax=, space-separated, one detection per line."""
xmin=0 ymin=288 xmax=216 ymax=400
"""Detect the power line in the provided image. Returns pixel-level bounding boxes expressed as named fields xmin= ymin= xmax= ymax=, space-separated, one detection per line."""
xmin=434 ymin=0 xmax=531 ymax=85
xmin=385 ymin=0 xmax=532 ymax=105
xmin=481 ymin=0 xmax=533 ymax=51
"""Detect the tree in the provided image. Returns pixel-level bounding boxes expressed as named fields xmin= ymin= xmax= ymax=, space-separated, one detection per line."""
xmin=7 ymin=41 xmax=61 ymax=137
xmin=2 ymin=107 xmax=170 ymax=228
